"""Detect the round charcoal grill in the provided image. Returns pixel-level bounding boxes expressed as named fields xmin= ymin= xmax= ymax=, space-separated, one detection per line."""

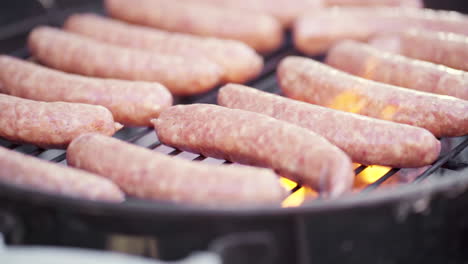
xmin=1 ymin=1 xmax=468 ymax=264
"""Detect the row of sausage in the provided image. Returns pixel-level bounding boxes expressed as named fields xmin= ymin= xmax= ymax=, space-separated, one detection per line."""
xmin=1 ymin=2 xmax=468 ymax=207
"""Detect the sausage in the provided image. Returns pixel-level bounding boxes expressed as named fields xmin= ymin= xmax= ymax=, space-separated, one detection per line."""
xmin=105 ymin=0 xmax=284 ymax=53
xmin=0 ymin=94 xmax=121 ymax=148
xmin=326 ymin=40 xmax=468 ymax=101
xmin=28 ymin=26 xmax=223 ymax=96
xmin=0 ymin=55 xmax=172 ymax=127
xmin=323 ymin=0 xmax=422 ymax=7
xmin=0 ymin=146 xmax=124 ymax=202
xmin=278 ymin=56 xmax=468 ymax=138
xmin=63 ymin=13 xmax=263 ymax=84
xmin=178 ymin=0 xmax=323 ymax=28
xmin=152 ymin=104 xmax=354 ymax=197
xmin=370 ymin=29 xmax=468 ymax=72
xmin=294 ymin=7 xmax=468 ymax=55
xmin=217 ymin=84 xmax=440 ymax=167
xmin=67 ymin=133 xmax=287 ymax=206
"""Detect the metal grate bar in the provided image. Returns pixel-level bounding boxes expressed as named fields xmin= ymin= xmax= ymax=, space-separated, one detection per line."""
xmin=414 ymin=137 xmax=468 ymax=183
xmin=362 ymin=168 xmax=400 ymax=192
xmin=354 ymin=165 xmax=368 ymax=175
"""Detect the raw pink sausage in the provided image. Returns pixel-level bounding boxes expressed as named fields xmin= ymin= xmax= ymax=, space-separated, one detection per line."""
xmin=294 ymin=7 xmax=468 ymax=55
xmin=0 ymin=94 xmax=121 ymax=148
xmin=153 ymin=104 xmax=355 ymax=197
xmin=370 ymin=29 xmax=468 ymax=72
xmin=326 ymin=40 xmax=468 ymax=100
xmin=0 ymin=146 xmax=124 ymax=202
xmin=179 ymin=0 xmax=323 ymax=27
xmin=0 ymin=55 xmax=172 ymax=126
xmin=63 ymin=13 xmax=263 ymax=84
xmin=278 ymin=56 xmax=468 ymax=137
xmin=105 ymin=0 xmax=284 ymax=53
xmin=28 ymin=26 xmax=223 ymax=95
xmin=67 ymin=133 xmax=287 ymax=206
xmin=218 ymin=84 xmax=440 ymax=167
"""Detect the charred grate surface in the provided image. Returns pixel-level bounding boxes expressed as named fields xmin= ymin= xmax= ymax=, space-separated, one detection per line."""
xmin=1 ymin=2 xmax=468 ymax=205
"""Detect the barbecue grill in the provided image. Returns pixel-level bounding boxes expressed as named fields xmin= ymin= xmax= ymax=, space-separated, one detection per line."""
xmin=1 ymin=1 xmax=468 ymax=264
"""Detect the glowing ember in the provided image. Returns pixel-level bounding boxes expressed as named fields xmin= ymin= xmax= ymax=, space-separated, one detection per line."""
xmin=381 ymin=105 xmax=397 ymax=120
xmin=358 ymin=165 xmax=392 ymax=184
xmin=328 ymin=91 xmax=367 ymax=113
xmin=280 ymin=177 xmax=317 ymax=208
xmin=280 ymin=177 xmax=298 ymax=190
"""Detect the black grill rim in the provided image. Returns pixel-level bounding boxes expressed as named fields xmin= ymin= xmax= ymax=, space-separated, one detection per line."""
xmin=0 ymin=158 xmax=467 ymax=218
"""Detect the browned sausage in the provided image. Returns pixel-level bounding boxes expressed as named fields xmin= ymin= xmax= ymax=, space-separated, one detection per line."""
xmin=178 ymin=0 xmax=323 ymax=28
xmin=294 ymin=7 xmax=468 ymax=55
xmin=28 ymin=26 xmax=223 ymax=96
xmin=0 ymin=94 xmax=121 ymax=148
xmin=0 ymin=146 xmax=124 ymax=202
xmin=278 ymin=56 xmax=468 ymax=137
xmin=370 ymin=29 xmax=468 ymax=72
xmin=324 ymin=0 xmax=422 ymax=7
xmin=217 ymin=84 xmax=440 ymax=167
xmin=152 ymin=104 xmax=355 ymax=197
xmin=63 ymin=13 xmax=263 ymax=84
xmin=0 ymin=55 xmax=172 ymax=127
xmin=326 ymin=40 xmax=468 ymax=100
xmin=67 ymin=133 xmax=287 ymax=206
xmin=105 ymin=0 xmax=284 ymax=53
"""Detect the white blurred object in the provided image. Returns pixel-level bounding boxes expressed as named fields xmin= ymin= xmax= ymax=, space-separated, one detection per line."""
xmin=0 ymin=244 xmax=221 ymax=264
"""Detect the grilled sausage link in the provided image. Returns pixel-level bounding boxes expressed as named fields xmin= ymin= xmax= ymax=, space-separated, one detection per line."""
xmin=0 ymin=55 xmax=172 ymax=126
xmin=326 ymin=40 xmax=468 ymax=101
xmin=278 ymin=56 xmax=468 ymax=138
xmin=323 ymin=0 xmax=422 ymax=7
xmin=153 ymin=104 xmax=355 ymax=197
xmin=63 ymin=13 xmax=263 ymax=84
xmin=105 ymin=0 xmax=284 ymax=53
xmin=28 ymin=26 xmax=223 ymax=95
xmin=0 ymin=94 xmax=121 ymax=148
xmin=67 ymin=133 xmax=287 ymax=206
xmin=294 ymin=7 xmax=468 ymax=55
xmin=370 ymin=29 xmax=468 ymax=72
xmin=178 ymin=0 xmax=323 ymax=28
xmin=0 ymin=146 xmax=124 ymax=202
xmin=218 ymin=84 xmax=440 ymax=168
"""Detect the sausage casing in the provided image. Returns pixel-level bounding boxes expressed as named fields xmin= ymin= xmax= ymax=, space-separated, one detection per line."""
xmin=105 ymin=0 xmax=284 ymax=53
xmin=370 ymin=29 xmax=468 ymax=72
xmin=67 ymin=133 xmax=287 ymax=206
xmin=28 ymin=26 xmax=223 ymax=95
xmin=0 ymin=146 xmax=124 ymax=202
xmin=278 ymin=56 xmax=468 ymax=137
xmin=63 ymin=13 xmax=263 ymax=84
xmin=326 ymin=40 xmax=468 ymax=101
xmin=0 ymin=94 xmax=121 ymax=148
xmin=178 ymin=0 xmax=323 ymax=28
xmin=218 ymin=84 xmax=440 ymax=167
xmin=294 ymin=7 xmax=468 ymax=55
xmin=153 ymin=104 xmax=355 ymax=197
xmin=0 ymin=55 xmax=172 ymax=126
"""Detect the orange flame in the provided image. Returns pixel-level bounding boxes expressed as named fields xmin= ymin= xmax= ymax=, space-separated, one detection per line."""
xmin=354 ymin=165 xmax=392 ymax=188
xmin=280 ymin=178 xmax=317 ymax=208
xmin=327 ymin=91 xmax=367 ymax=113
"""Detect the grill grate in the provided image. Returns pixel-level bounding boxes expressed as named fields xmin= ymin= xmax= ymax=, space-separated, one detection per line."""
xmin=1 ymin=3 xmax=468 ymax=205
